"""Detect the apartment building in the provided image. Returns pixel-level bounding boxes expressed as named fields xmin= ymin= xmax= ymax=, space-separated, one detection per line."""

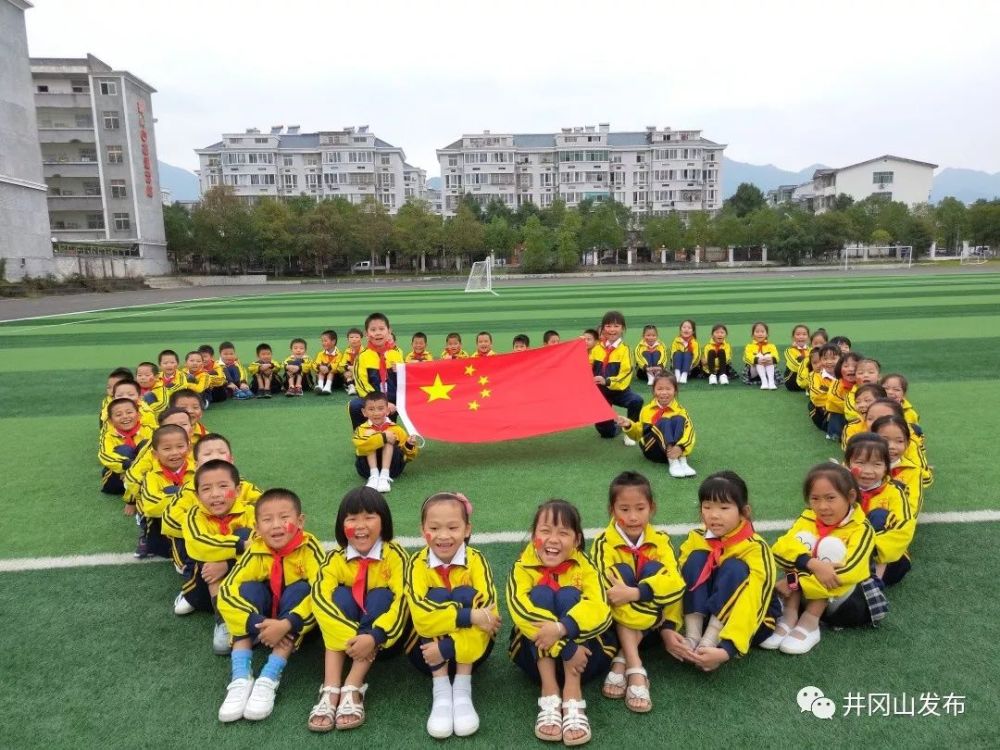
xmin=436 ymin=124 xmax=725 ymax=218
xmin=195 ymin=126 xmax=425 ymax=213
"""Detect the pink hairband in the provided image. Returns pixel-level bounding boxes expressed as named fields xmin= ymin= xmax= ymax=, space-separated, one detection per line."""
xmin=453 ymin=492 xmax=473 ymax=518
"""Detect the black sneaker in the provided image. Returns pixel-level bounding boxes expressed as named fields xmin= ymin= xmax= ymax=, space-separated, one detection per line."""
xmin=134 ymin=535 xmax=150 ymax=559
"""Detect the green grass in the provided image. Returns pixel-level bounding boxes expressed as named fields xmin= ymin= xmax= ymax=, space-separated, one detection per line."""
xmin=0 ymin=270 xmax=998 ymax=747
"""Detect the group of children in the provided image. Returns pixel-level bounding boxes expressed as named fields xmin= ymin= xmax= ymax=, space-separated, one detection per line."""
xmin=91 ymin=308 xmax=933 ymax=745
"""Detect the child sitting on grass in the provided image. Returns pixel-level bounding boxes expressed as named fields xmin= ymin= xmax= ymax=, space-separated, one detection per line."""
xmin=352 ymin=392 xmax=420 ymax=493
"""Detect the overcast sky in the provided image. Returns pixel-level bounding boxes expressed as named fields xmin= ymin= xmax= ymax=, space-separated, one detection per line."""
xmin=24 ymin=0 xmax=1000 ymax=176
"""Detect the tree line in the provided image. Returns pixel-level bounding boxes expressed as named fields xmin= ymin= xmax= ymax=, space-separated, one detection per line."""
xmin=163 ymin=185 xmax=1000 ymax=275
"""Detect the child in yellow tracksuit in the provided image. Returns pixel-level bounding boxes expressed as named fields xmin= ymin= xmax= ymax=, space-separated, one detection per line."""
xmin=507 ymin=500 xmax=614 ymax=745
xmin=634 ymin=325 xmax=667 ymax=386
xmin=783 ymin=324 xmax=810 ymax=392
xmin=136 ymin=424 xmax=195 ymax=559
xmin=825 ymin=351 xmax=860 ymax=441
xmin=844 ymin=433 xmax=915 ymax=587
xmin=669 ymin=319 xmax=700 ymax=384
xmin=591 ymin=472 xmax=683 ymax=713
xmin=669 ymin=471 xmax=780 ymax=671
xmin=872 ymin=414 xmax=924 ymax=515
xmin=309 ymin=488 xmax=408 ymax=733
xmin=807 ymin=344 xmax=840 ymax=432
xmin=338 ymin=328 xmax=364 ymax=395
xmin=405 ymin=492 xmax=499 ymax=739
xmin=591 ymin=310 xmax=644 ymax=444
xmin=841 ymin=383 xmax=886 ymax=450
xmin=216 ymin=488 xmax=325 ymax=723
xmin=618 ymin=374 xmax=696 ymax=479
xmin=143 ymin=349 xmax=184 ymax=415
xmin=742 ymin=321 xmax=781 ymax=390
xmin=313 ymin=330 xmax=341 ymax=395
xmin=352 ymin=392 xmax=420 ymax=493
xmin=701 ymin=324 xmax=732 ymax=385
xmin=406 ymin=332 xmax=434 ymax=363
xmin=765 ymin=463 xmax=883 ymax=655
xmin=282 ymin=337 xmax=313 ymax=396
xmin=99 ymin=397 xmax=153 ymax=495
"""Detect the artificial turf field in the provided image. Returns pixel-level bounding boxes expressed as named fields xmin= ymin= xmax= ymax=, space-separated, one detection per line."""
xmin=1 ymin=270 xmax=998 ymax=748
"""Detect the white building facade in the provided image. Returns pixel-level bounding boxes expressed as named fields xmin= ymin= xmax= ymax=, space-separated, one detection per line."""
xmin=31 ymin=54 xmax=170 ymax=276
xmin=437 ymin=124 xmax=725 ymax=219
xmin=195 ymin=126 xmax=425 ymax=214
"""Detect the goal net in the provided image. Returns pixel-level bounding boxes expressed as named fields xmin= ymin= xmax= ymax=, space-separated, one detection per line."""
xmin=960 ymin=246 xmax=991 ymax=265
xmin=842 ymin=245 xmax=913 ymax=270
xmin=465 ymin=255 xmax=498 ymax=295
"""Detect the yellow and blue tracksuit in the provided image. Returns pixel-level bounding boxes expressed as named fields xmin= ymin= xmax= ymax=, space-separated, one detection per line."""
xmin=405 ymin=350 xmax=434 ymax=363
xmin=669 ymin=336 xmax=700 ymax=375
xmin=892 ymin=456 xmax=924 ymax=515
xmin=349 ymin=345 xmax=406 ymax=427
xmin=807 ymin=370 xmax=835 ymax=431
xmin=633 ymin=340 xmax=667 ymax=380
xmin=137 ymin=458 xmax=195 ymax=558
xmin=701 ymin=341 xmax=732 ymax=377
xmin=860 ymin=479 xmax=914 ymax=586
xmin=590 ymin=521 xmax=684 ymax=632
xmin=742 ymin=341 xmax=780 ymax=368
xmin=181 ymin=497 xmax=256 ymax=611
xmin=624 ymin=398 xmax=696 ymax=464
xmin=98 ymin=422 xmax=152 ymax=495
xmin=218 ymin=532 xmax=326 ymax=644
xmin=590 ymin=339 xmax=643 ymax=438
xmin=506 ymin=544 xmax=615 ymax=684
xmin=404 ymin=544 xmax=497 ymax=673
xmin=824 ymin=378 xmax=854 ymax=440
xmin=678 ymin=522 xmax=781 ymax=657
xmin=142 ymin=374 xmax=185 ymax=415
xmin=440 ymin=349 xmax=470 ymax=360
xmin=312 ymin=539 xmax=410 ymax=652
xmin=351 ymin=420 xmax=419 ymax=479
xmin=783 ymin=345 xmax=809 ymax=392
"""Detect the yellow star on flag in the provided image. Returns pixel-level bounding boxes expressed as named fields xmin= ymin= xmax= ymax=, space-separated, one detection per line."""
xmin=468 ymin=400 xmax=480 ymax=411
xmin=478 ymin=376 xmax=489 ymax=385
xmin=464 ymin=365 xmax=476 ymax=376
xmin=420 ymin=374 xmax=456 ymax=403
xmin=480 ymin=388 xmax=491 ymax=398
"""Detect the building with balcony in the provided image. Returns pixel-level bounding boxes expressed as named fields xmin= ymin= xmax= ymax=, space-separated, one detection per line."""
xmin=436 ymin=124 xmax=725 ymax=219
xmin=30 ymin=53 xmax=169 ymax=276
xmin=1 ymin=0 xmax=55 ymax=280
xmin=195 ymin=126 xmax=425 ymax=213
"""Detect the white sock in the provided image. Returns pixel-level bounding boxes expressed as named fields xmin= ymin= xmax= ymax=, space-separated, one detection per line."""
xmin=674 ymin=369 xmax=682 ymax=381
xmin=379 ymin=468 xmax=390 ymax=480
xmin=369 ymin=467 xmax=379 ymax=478
xmin=453 ymin=673 xmax=472 ymax=698
xmin=763 ymin=364 xmax=775 ymax=387
xmin=684 ymin=613 xmax=705 ymax=642
xmin=433 ymin=675 xmax=452 ymax=702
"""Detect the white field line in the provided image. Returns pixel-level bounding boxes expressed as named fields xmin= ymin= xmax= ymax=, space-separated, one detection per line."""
xmin=1 ymin=509 xmax=997 ymax=574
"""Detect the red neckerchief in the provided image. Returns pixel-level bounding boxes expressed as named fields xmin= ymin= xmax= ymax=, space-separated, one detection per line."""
xmin=615 ymin=535 xmax=655 ymax=576
xmin=600 ymin=340 xmax=617 ymax=376
xmin=116 ymin=422 xmax=141 ymax=448
xmin=755 ymin=340 xmax=769 ymax=355
xmin=644 ymin=341 xmax=660 ymax=352
xmin=811 ymin=515 xmax=844 ymax=557
xmin=352 ymin=557 xmax=374 ymax=613
xmin=650 ymin=401 xmax=674 ymax=425
xmin=711 ymin=341 xmax=726 ymax=352
xmin=433 ymin=564 xmax=453 ymax=591
xmin=161 ymin=464 xmax=187 ymax=488
xmin=839 ymin=378 xmax=855 ymax=394
xmin=162 ymin=374 xmax=175 ymax=388
xmin=367 ymin=342 xmax=392 ymax=392
xmin=411 ymin=352 xmax=429 ymax=361
xmin=205 ymin=358 xmax=216 ymax=372
xmin=370 ymin=421 xmax=392 ymax=433
xmin=207 ymin=512 xmax=241 ymax=536
xmin=691 ymin=521 xmax=755 ymax=590
xmin=537 ymin=559 xmax=576 ymax=591
xmin=680 ymin=336 xmax=694 ymax=353
xmin=859 ymin=482 xmax=885 ymax=514
xmin=268 ymin=529 xmax=305 ymax=617
xmin=890 ymin=466 xmax=904 ymax=478
xmin=474 ymin=350 xmax=492 ymax=357
xmin=346 ymin=346 xmax=360 ymax=364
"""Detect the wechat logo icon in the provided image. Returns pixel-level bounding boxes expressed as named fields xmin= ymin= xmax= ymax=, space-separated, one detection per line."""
xmin=797 ymin=686 xmax=836 ymax=719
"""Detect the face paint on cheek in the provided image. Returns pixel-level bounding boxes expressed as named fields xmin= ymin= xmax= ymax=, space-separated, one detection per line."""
xmin=533 ymin=536 xmax=544 ymax=551
xmin=285 ymin=522 xmax=297 ymax=534
xmin=850 ymin=466 xmax=863 ymax=478
xmin=225 ymin=489 xmax=236 ymax=500
xmin=345 ymin=526 xmax=356 ymax=540
xmin=423 ymin=531 xmax=433 ymax=544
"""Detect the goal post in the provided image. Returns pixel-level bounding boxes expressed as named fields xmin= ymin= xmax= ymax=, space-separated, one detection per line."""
xmin=842 ymin=245 xmax=913 ymax=270
xmin=960 ymin=245 xmax=990 ymax=265
xmin=465 ymin=254 xmax=499 ymax=295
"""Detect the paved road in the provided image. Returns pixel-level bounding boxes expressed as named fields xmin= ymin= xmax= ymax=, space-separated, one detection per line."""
xmin=0 ymin=264 xmax=990 ymax=323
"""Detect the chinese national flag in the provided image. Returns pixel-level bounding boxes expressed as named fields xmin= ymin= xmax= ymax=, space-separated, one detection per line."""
xmin=395 ymin=339 xmax=615 ymax=443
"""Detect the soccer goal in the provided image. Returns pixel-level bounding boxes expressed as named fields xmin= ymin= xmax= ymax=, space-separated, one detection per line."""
xmin=960 ymin=246 xmax=991 ymax=265
xmin=842 ymin=245 xmax=913 ymax=270
xmin=465 ymin=255 xmax=499 ymax=295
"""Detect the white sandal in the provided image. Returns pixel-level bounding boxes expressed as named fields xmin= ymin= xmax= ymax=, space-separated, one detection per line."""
xmin=601 ymin=655 xmax=627 ymax=699
xmin=534 ymin=694 xmax=562 ymax=742
xmin=307 ymin=685 xmax=340 ymax=733
xmin=759 ymin=621 xmax=793 ymax=650
xmin=561 ymin=699 xmax=591 ymax=746
xmin=624 ymin=667 xmax=652 ymax=714
xmin=336 ymin=683 xmax=368 ymax=730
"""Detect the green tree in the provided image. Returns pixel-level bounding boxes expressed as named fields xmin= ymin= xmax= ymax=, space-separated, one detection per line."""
xmin=484 ymin=216 xmax=518 ymax=260
xmin=482 ymin=198 xmax=513 ymax=225
xmin=746 ymin=207 xmax=780 ymax=248
xmin=356 ymin=198 xmax=394 ymax=274
xmin=162 ymin=202 xmax=194 ymax=270
xmin=514 ymin=200 xmax=541 ymax=229
xmin=813 ymin=211 xmax=853 ymax=255
xmin=968 ymin=199 xmax=1000 ymax=248
xmin=443 ymin=204 xmax=486 ymax=270
xmin=712 ymin=212 xmax=745 ymax=249
xmin=770 ymin=207 xmax=814 ymax=265
xmin=833 ymin=193 xmax=855 ymax=212
xmin=540 ymin=198 xmax=567 ymax=230
xmin=683 ymin=211 xmax=714 ymax=252
xmin=458 ymin=193 xmax=484 ymax=223
xmin=870 ymin=228 xmax=892 ymax=246
xmin=520 ymin=215 xmax=554 ymax=273
xmin=642 ymin=214 xmax=685 ymax=256
xmin=251 ymin=199 xmax=294 ymax=275
xmin=935 ymin=196 xmax=968 ymax=253
xmin=301 ymin=198 xmax=358 ymax=276
xmin=581 ymin=200 xmax=626 ymax=262
xmin=393 ymin=199 xmax=441 ymax=272
xmin=554 ymin=211 xmax=582 ymax=271
xmin=191 ymin=186 xmax=256 ymax=272
xmin=723 ymin=182 xmax=767 ymax=217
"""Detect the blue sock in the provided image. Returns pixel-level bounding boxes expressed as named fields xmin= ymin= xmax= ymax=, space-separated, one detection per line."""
xmin=260 ymin=653 xmax=287 ymax=682
xmin=231 ymin=649 xmax=252 ymax=680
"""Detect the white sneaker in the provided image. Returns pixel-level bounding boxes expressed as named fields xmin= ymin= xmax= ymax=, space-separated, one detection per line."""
xmin=679 ymin=371 xmax=688 ymax=384
xmin=173 ymin=593 xmax=195 ymax=616
xmin=623 ymin=435 xmax=637 ymax=447
xmin=243 ymin=676 xmax=279 ymax=721
xmin=427 ymin=694 xmax=454 ymax=739
xmin=760 ymin=381 xmax=768 ymax=390
xmin=679 ymin=456 xmax=697 ymax=477
xmin=365 ymin=474 xmax=379 ymax=489
xmin=218 ymin=677 xmax=253 ymax=722
xmin=769 ymin=383 xmax=779 ymax=390
xmin=213 ymin=621 xmax=232 ymax=655
xmin=779 ymin=625 xmax=821 ymax=654
xmin=646 ymin=372 xmax=655 ymax=386
xmin=719 ymin=374 xmax=729 ymax=385
xmin=668 ymin=459 xmax=685 ymax=478
xmin=346 ymin=383 xmax=356 ymax=395
xmin=708 ymin=374 xmax=718 ymax=385
xmin=452 ymin=692 xmax=479 ymax=737
xmin=758 ymin=622 xmax=791 ymax=650
xmin=376 ymin=476 xmax=392 ymax=493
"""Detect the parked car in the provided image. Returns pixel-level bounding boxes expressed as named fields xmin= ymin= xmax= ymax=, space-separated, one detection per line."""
xmin=351 ymin=260 xmax=387 ymax=273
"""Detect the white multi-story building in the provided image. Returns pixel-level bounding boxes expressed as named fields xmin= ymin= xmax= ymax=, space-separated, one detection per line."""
xmin=437 ymin=124 xmax=725 ymax=219
xmin=769 ymin=155 xmax=937 ymax=213
xmin=195 ymin=126 xmax=425 ymax=213
xmin=30 ymin=53 xmax=169 ymax=275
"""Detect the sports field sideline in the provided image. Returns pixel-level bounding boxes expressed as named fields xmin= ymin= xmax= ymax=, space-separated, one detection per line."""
xmin=0 ymin=270 xmax=997 ymax=748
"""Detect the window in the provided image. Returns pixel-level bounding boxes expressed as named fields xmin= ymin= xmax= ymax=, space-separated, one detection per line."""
xmin=633 ymin=191 xmax=647 ymax=204
xmin=87 ymin=214 xmax=105 ymax=230
xmin=229 ymin=138 xmax=244 ymax=145
xmin=102 ymin=111 xmax=120 ymax=130
xmin=247 ymin=152 xmax=274 ymax=164
xmin=80 ymin=149 xmax=96 ymax=162
xmin=380 ymin=155 xmax=391 ymax=165
xmin=110 ymin=179 xmax=127 ymax=199
xmin=83 ymin=180 xmax=101 ymax=196
xmin=255 ymin=137 xmax=268 ymax=144
xmin=36 ymin=85 xmax=49 ymax=93
xmin=304 ymin=155 xmax=319 ymax=166
xmin=448 ymin=156 xmax=459 ymax=167
xmin=75 ymin=114 xmax=92 ymax=128
xmin=380 ymin=193 xmax=396 ymax=208
xmin=635 ymin=154 xmax=646 ymax=164
xmin=249 ymin=174 xmax=275 ymax=185
xmin=283 ymin=156 xmax=293 ymax=166
xmin=224 ymin=153 xmax=247 ymax=165
xmin=347 ymin=151 xmax=373 ymax=163
xmin=99 ymin=80 xmax=118 ymax=96
xmin=207 ymin=174 xmax=219 ymax=186
xmin=445 ymin=174 xmax=463 ymax=189
xmin=113 ymin=212 xmax=130 ymax=231
xmin=873 ymin=171 xmax=894 ymax=186
xmin=71 ymin=79 xmax=87 ymax=93
xmin=306 ymin=174 xmax=321 ymax=188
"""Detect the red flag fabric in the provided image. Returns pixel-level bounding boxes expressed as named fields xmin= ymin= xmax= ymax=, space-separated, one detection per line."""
xmin=396 ymin=339 xmax=616 ymax=443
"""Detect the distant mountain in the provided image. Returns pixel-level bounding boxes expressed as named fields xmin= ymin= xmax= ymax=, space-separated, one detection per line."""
xmin=426 ymin=176 xmax=442 ymax=190
xmin=158 ymin=161 xmax=200 ymax=202
xmin=721 ymin=157 xmax=825 ymax=198
xmin=931 ymin=168 xmax=1000 ymax=204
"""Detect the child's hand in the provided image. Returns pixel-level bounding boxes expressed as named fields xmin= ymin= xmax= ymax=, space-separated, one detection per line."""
xmin=531 ymin=621 xmax=564 ymax=651
xmin=255 ymin=617 xmax=292 ymax=648
xmin=661 ymin=629 xmax=695 ymax=662
xmin=345 ymin=633 xmax=377 ymax=662
xmin=775 ymin=577 xmax=792 ymax=597
xmin=123 ymin=503 xmax=136 ymax=517
xmin=690 ymin=645 xmax=730 ymax=672
xmin=420 ymin=640 xmax=444 ymax=667
xmin=605 ymin=569 xmax=640 ymax=606
xmin=594 ymin=376 xmax=606 ymax=386
xmin=614 ymin=415 xmax=631 ymax=429
xmin=201 ymin=561 xmax=229 ymax=584
xmin=807 ymin=559 xmax=841 ymax=590
xmin=564 ymin=645 xmax=591 ymax=677
xmin=387 ymin=403 xmax=397 ymax=415
xmin=472 ymin=607 xmax=501 ymax=635
xmin=385 ymin=431 xmax=398 ymax=445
